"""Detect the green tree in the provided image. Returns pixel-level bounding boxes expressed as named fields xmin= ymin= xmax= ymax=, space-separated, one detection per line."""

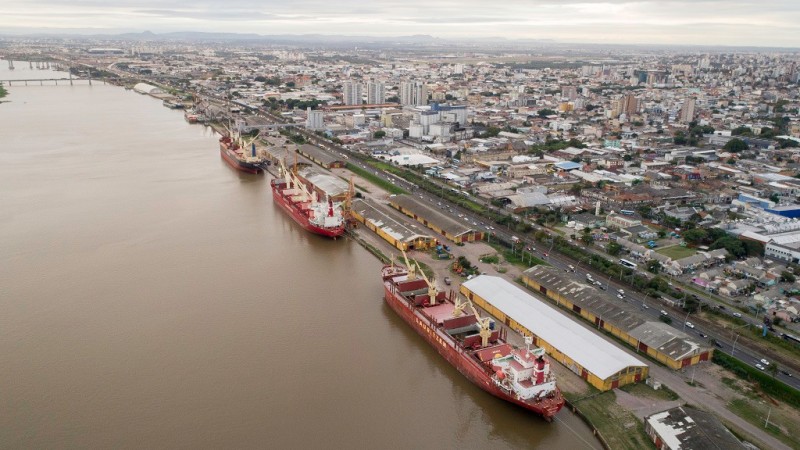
xmin=646 ymin=260 xmax=661 ymax=274
xmin=780 ymin=271 xmax=796 ymax=283
xmin=732 ymin=126 xmax=752 ymax=136
xmin=373 ymin=130 xmax=386 ymax=139
xmin=683 ymin=228 xmax=708 ymax=245
xmin=673 ymin=131 xmax=688 ymax=145
xmin=537 ymin=108 xmax=556 ymax=118
xmin=580 ymin=234 xmax=594 ymax=245
xmin=724 ymin=138 xmax=749 ymax=153
xmin=607 ymin=242 xmax=622 ymax=256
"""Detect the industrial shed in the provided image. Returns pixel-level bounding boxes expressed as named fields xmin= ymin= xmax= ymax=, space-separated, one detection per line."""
xmin=389 ymin=195 xmax=483 ymax=243
xmin=297 ymin=167 xmax=349 ymax=202
xmin=298 ymin=144 xmax=346 ymax=169
xmin=350 ymin=198 xmax=434 ymax=251
xmin=461 ymin=275 xmax=648 ymax=391
xmin=521 ymin=266 xmax=712 ymax=370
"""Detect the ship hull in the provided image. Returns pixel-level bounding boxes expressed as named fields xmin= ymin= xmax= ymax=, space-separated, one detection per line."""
xmin=271 ymin=182 xmax=345 ymax=238
xmin=383 ymin=282 xmax=563 ymax=420
xmin=220 ymin=144 xmax=263 ymax=174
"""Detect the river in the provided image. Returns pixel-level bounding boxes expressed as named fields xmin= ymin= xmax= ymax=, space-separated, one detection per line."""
xmin=0 ymin=61 xmax=598 ymax=449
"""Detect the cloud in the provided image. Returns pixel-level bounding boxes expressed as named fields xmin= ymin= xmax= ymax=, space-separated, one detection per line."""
xmin=1 ymin=0 xmax=799 ymax=46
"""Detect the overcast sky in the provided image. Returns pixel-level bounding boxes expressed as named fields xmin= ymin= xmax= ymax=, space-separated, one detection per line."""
xmin=3 ymin=0 xmax=799 ymax=47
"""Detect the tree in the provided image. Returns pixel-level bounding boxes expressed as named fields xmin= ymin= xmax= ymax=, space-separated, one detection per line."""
xmin=607 ymin=242 xmax=622 ymax=256
xmin=683 ymin=228 xmax=708 ymax=245
xmin=673 ymin=131 xmax=688 ymax=145
xmin=732 ymin=126 xmax=752 ymax=136
xmin=386 ymin=95 xmax=400 ymax=103
xmin=646 ymin=260 xmax=661 ymax=274
xmin=780 ymin=271 xmax=796 ymax=283
xmin=724 ymin=138 xmax=749 ymax=153
xmin=537 ymin=108 xmax=556 ymax=118
xmin=580 ymin=234 xmax=594 ymax=245
xmin=373 ymin=130 xmax=386 ymax=139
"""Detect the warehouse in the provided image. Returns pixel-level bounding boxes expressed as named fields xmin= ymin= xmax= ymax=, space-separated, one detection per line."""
xmin=521 ymin=266 xmax=712 ymax=370
xmin=350 ymin=198 xmax=434 ymax=251
xmin=298 ymin=144 xmax=346 ymax=169
xmin=461 ymin=275 xmax=648 ymax=391
xmin=389 ymin=195 xmax=483 ymax=243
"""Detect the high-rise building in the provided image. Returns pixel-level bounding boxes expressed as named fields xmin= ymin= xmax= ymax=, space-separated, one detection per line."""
xmin=399 ymin=81 xmax=428 ymax=106
xmin=620 ymin=94 xmax=639 ymax=116
xmin=306 ymin=107 xmax=324 ymax=130
xmin=561 ymin=86 xmax=578 ymax=101
xmin=366 ymin=81 xmax=385 ymax=105
xmin=680 ymin=98 xmax=696 ymax=123
xmin=342 ymin=81 xmax=362 ymax=106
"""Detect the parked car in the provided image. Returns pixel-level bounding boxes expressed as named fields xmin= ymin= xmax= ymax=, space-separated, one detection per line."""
xmin=760 ymin=359 xmax=770 ymax=366
xmin=732 ymin=312 xmax=742 ymax=318
xmin=685 ymin=321 xmax=695 ymax=329
xmin=660 ymin=310 xmax=669 ymax=316
xmin=755 ymin=363 xmax=765 ymax=371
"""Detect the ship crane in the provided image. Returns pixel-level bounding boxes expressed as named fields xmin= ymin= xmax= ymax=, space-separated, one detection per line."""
xmin=468 ymin=302 xmax=493 ymax=348
xmin=415 ymin=262 xmax=438 ymax=306
xmin=400 ymin=249 xmax=417 ymax=280
xmin=452 ymin=296 xmax=468 ymax=317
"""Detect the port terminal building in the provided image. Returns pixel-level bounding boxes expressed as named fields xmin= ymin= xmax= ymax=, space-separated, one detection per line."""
xmin=521 ymin=266 xmax=713 ymax=370
xmin=350 ymin=198 xmax=435 ymax=251
xmin=389 ymin=195 xmax=483 ymax=243
xmin=461 ymin=275 xmax=648 ymax=391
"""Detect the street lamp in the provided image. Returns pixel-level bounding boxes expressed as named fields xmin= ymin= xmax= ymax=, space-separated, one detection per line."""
xmin=682 ymin=310 xmax=691 ymax=332
xmin=731 ymin=333 xmax=741 ymax=356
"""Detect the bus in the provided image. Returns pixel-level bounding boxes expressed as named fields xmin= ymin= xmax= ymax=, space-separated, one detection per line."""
xmin=619 ymin=258 xmax=637 ymax=269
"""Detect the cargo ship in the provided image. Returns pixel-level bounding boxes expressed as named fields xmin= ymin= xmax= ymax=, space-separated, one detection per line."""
xmin=270 ymin=161 xmax=345 ymax=238
xmin=219 ymin=129 xmax=266 ymax=174
xmin=381 ymin=255 xmax=564 ymax=421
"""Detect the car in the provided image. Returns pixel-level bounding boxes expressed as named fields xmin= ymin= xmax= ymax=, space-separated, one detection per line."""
xmin=617 ymin=294 xmax=624 ymax=299
xmin=660 ymin=310 xmax=669 ymax=316
xmin=780 ymin=370 xmax=793 ymax=377
xmin=595 ymin=281 xmax=603 ymax=286
xmin=698 ymin=332 xmax=706 ymax=338
xmin=760 ymin=359 xmax=770 ymax=366
xmin=714 ymin=341 xmax=723 ymax=348
xmin=732 ymin=312 xmax=742 ymax=318
xmin=543 ymin=252 xmax=548 ymax=257
xmin=685 ymin=321 xmax=695 ymax=329
xmin=755 ymin=363 xmax=765 ymax=371
xmin=618 ymin=289 xmax=625 ymax=295
xmin=642 ymin=304 xmax=649 ymax=309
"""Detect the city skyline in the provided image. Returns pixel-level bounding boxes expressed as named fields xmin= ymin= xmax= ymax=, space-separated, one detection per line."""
xmin=2 ymin=0 xmax=800 ymax=48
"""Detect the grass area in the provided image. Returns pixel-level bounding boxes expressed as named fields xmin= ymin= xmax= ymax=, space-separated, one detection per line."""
xmin=728 ymin=399 xmax=800 ymax=449
xmin=656 ymin=245 xmax=696 ymax=260
xmin=571 ymin=391 xmax=655 ymax=450
xmin=712 ymin=351 xmax=800 ymax=408
xmin=619 ymin=382 xmax=680 ymax=401
xmin=345 ymin=162 xmax=407 ymax=195
xmin=488 ymin=243 xmax=549 ymax=269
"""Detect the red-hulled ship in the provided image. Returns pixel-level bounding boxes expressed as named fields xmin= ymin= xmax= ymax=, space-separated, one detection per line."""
xmin=270 ymin=161 xmax=345 ymax=238
xmin=219 ymin=129 xmax=266 ymax=174
xmin=382 ymin=255 xmax=564 ymax=421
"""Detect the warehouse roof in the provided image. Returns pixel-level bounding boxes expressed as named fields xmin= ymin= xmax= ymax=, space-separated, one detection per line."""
xmin=390 ymin=194 xmax=474 ymax=238
xmin=351 ymin=198 xmax=431 ymax=244
xmin=462 ymin=275 xmax=647 ymax=380
xmin=523 ymin=265 xmax=707 ymax=361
